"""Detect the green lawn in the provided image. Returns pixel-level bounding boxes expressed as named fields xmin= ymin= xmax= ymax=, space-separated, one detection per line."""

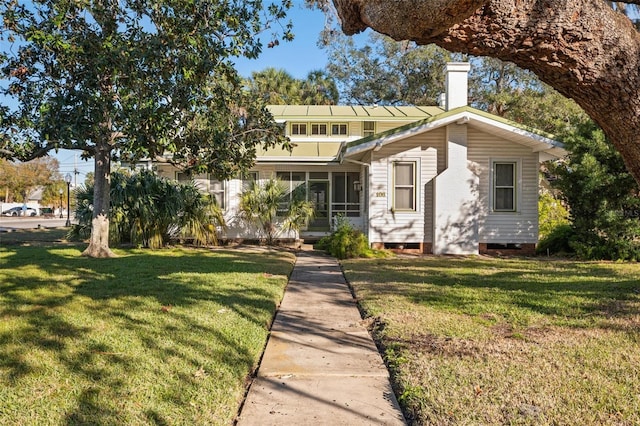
xmin=0 ymin=232 xmax=295 ymax=425
xmin=342 ymin=256 xmax=640 ymax=425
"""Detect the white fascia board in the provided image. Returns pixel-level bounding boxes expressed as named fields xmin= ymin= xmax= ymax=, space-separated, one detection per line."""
xmin=344 ymin=112 xmax=469 ymax=157
xmin=467 ymin=113 xmax=565 ymax=153
xmin=344 ymin=110 xmax=566 ymax=159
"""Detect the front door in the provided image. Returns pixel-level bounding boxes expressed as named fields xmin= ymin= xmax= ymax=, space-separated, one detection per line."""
xmin=308 ymin=181 xmax=330 ymax=231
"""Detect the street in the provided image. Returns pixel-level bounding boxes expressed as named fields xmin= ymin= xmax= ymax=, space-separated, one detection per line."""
xmin=0 ymin=215 xmax=76 ymax=231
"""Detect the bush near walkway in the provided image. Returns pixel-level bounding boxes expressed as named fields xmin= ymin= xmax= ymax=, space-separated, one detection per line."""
xmin=0 ymin=238 xmax=294 ymax=425
xmin=342 ymin=256 xmax=640 ymax=425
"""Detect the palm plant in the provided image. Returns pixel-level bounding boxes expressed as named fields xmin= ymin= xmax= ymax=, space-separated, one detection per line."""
xmin=73 ymin=170 xmax=224 ymax=248
xmin=239 ymin=177 xmax=314 ymax=245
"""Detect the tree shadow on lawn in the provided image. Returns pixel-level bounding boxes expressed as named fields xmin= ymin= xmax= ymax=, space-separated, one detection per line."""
xmin=346 ymin=257 xmax=640 ymax=325
xmin=0 ymin=245 xmax=293 ymax=424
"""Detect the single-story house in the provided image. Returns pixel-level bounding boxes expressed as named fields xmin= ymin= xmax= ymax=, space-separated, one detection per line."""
xmin=152 ymin=62 xmax=565 ymax=255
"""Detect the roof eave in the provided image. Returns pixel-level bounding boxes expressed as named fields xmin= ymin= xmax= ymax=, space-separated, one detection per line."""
xmin=342 ymin=106 xmax=567 ymax=160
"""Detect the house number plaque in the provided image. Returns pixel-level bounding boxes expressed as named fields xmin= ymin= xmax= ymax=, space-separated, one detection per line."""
xmin=375 ymin=192 xmax=386 ymax=197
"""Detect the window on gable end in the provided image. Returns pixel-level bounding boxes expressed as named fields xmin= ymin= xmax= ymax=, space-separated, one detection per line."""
xmin=493 ymin=162 xmax=516 ymax=212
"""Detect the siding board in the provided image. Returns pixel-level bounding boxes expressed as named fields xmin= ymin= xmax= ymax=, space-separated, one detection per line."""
xmin=369 ymin=128 xmax=445 ymax=245
xmin=468 ymin=128 xmax=539 ymax=243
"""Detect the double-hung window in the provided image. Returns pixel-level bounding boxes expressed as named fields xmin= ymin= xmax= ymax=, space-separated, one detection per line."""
xmin=177 ymin=172 xmax=225 ymax=209
xmin=493 ymin=162 xmax=516 ymax=212
xmin=209 ymin=177 xmax=225 ymax=209
xmin=363 ymin=121 xmax=376 ymax=137
xmin=393 ymin=162 xmax=416 ymax=211
xmin=241 ymin=171 xmax=258 ymax=192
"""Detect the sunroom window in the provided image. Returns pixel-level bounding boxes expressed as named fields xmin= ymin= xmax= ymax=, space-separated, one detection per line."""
xmin=241 ymin=171 xmax=258 ymax=191
xmin=332 ymin=172 xmax=360 ymax=217
xmin=276 ymin=171 xmax=306 ymax=215
xmin=176 ymin=172 xmax=225 ymax=209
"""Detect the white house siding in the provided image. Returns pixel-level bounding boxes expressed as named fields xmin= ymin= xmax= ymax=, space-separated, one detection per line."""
xmin=467 ymin=128 xmax=540 ymax=244
xmin=368 ymin=128 xmax=445 ymax=246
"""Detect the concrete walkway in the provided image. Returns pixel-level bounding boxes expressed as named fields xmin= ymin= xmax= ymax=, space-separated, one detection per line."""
xmin=236 ymin=251 xmax=406 ymax=425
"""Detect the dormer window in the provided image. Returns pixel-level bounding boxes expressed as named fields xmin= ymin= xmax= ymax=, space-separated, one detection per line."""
xmin=291 ymin=123 xmax=307 ymax=135
xmin=331 ymin=123 xmax=348 ymax=136
xmin=311 ymin=123 xmax=327 ymax=135
xmin=363 ymin=121 xmax=376 ymax=137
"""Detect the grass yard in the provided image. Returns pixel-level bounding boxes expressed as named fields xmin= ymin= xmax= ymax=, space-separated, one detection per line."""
xmin=342 ymin=256 xmax=640 ymax=425
xmin=0 ymin=230 xmax=295 ymax=425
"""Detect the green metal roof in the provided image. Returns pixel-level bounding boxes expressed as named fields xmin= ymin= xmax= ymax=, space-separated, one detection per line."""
xmin=267 ymin=105 xmax=443 ymax=121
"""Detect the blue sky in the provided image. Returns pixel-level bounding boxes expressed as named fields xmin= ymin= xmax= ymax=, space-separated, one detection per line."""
xmin=234 ymin=3 xmax=331 ymax=79
xmin=57 ymin=3 xmax=333 ymax=180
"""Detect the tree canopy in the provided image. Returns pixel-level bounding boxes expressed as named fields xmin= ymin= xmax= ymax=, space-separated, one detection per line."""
xmin=245 ymin=67 xmax=338 ymax=105
xmin=0 ymin=157 xmax=59 ymax=203
xmin=331 ymin=0 xmax=640 ymax=185
xmin=548 ymin=121 xmax=640 ymax=260
xmin=325 ymin=32 xmax=454 ymax=105
xmin=0 ymin=0 xmax=294 ymax=257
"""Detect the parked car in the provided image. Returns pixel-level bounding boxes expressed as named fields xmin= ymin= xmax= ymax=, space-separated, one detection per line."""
xmin=2 ymin=206 xmax=37 ymax=217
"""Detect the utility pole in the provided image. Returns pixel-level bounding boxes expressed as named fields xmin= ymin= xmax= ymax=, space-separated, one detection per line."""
xmin=74 ymin=154 xmax=79 ymax=187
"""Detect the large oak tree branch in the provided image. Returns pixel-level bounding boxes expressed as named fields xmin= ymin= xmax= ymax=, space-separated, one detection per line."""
xmin=333 ymin=0 xmax=640 ymax=183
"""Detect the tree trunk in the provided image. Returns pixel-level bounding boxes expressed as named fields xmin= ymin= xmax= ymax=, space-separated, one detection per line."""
xmin=333 ymin=0 xmax=640 ymax=183
xmin=81 ymin=138 xmax=116 ymax=258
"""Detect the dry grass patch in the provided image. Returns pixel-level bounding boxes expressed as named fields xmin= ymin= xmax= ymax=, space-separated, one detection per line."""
xmin=342 ymin=256 xmax=640 ymax=425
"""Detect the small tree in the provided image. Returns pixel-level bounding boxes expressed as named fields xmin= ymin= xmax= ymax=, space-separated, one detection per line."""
xmin=239 ymin=177 xmax=314 ymax=245
xmin=548 ymin=121 xmax=640 ymax=260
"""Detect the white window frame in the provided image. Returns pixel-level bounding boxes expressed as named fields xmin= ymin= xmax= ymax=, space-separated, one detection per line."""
xmin=491 ymin=160 xmax=519 ymax=213
xmin=392 ymin=161 xmax=417 ymax=212
xmin=275 ymin=171 xmax=307 ymax=215
xmin=208 ymin=176 xmax=226 ymax=210
xmin=241 ymin=171 xmax=258 ymax=191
